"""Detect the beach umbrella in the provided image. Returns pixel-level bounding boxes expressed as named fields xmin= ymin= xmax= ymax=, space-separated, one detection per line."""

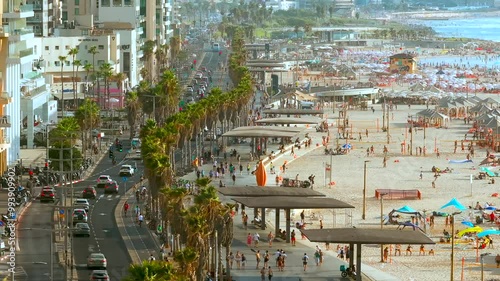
xmin=255 ymin=160 xmax=267 ymax=187
xmin=457 ymin=226 xmax=483 ymax=237
xmin=477 ymin=229 xmax=500 ymax=238
xmin=341 ymin=143 xmax=352 ymax=150
xmin=461 ymin=221 xmax=474 ymax=228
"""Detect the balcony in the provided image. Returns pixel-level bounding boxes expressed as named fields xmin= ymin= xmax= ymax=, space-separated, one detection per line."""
xmin=136 ymin=27 xmax=144 ymax=35
xmin=0 ymin=116 xmax=12 ymax=128
xmin=10 ymin=26 xmax=34 ymax=41
xmin=0 ymin=134 xmax=11 ymax=150
xmin=0 ymin=26 xmax=9 ymax=37
xmin=23 ymin=71 xmax=43 ymax=80
xmin=3 ymin=4 xmax=34 ymax=18
xmin=33 ymin=3 xmax=43 ymax=10
xmin=27 ymin=17 xmax=42 ymax=23
xmin=0 ymin=92 xmax=12 ymax=105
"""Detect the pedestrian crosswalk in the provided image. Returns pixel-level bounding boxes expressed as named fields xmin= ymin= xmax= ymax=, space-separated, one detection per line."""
xmin=97 ymin=194 xmax=121 ymax=200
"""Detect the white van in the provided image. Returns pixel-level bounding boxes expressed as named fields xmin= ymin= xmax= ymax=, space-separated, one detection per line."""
xmin=212 ymin=43 xmax=220 ymax=51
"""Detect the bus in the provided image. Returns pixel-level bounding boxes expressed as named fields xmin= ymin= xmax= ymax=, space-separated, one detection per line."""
xmin=212 ymin=43 xmax=220 ymax=51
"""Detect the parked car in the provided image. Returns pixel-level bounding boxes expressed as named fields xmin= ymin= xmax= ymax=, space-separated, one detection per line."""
xmin=40 ymin=189 xmax=56 ymax=203
xmin=73 ymin=223 xmax=91 ymax=237
xmin=82 ymin=186 xmax=97 ymax=199
xmin=103 ymin=181 xmax=119 ymax=194
xmin=87 ymin=253 xmax=107 ymax=269
xmin=74 ymin=199 xmax=90 ymax=211
xmin=119 ymin=165 xmax=135 ymax=177
xmin=89 ymin=270 xmax=110 ymax=280
xmin=72 ymin=209 xmax=88 ymax=225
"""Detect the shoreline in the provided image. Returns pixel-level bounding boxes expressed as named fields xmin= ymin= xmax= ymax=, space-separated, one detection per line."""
xmin=389 ymin=9 xmax=500 ymax=20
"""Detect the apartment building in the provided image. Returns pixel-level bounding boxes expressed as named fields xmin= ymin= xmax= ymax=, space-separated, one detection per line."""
xmin=26 ymin=0 xmax=57 ymax=37
xmin=2 ymin=0 xmax=52 ymax=164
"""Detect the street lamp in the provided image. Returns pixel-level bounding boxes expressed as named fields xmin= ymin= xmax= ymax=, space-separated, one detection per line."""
xmin=362 ymin=160 xmax=370 ymax=220
xmin=380 ymin=192 xmax=388 ymax=262
xmin=481 ymin=252 xmax=491 ymax=281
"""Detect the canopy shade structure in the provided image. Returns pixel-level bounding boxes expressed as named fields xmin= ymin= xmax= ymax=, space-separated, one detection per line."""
xmin=255 ymin=117 xmax=323 ymax=125
xmin=301 ymin=228 xmax=436 ymax=245
xmin=440 ymin=197 xmax=467 ymax=211
xmin=470 ymin=104 xmax=492 ymax=113
xmin=477 ymin=229 xmax=500 ymax=238
xmin=272 ymin=90 xmax=318 ymax=101
xmin=222 ymin=126 xmax=304 ymax=138
xmin=233 ymin=197 xmax=354 ymax=209
xmin=396 ymin=205 xmax=418 ymax=213
xmin=262 ymin=109 xmax=324 ymax=115
xmin=217 ymin=186 xmax=326 ymax=197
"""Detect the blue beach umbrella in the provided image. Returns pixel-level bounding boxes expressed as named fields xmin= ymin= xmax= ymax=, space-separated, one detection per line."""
xmin=477 ymin=229 xmax=500 ymax=238
xmin=461 ymin=221 xmax=474 ymax=228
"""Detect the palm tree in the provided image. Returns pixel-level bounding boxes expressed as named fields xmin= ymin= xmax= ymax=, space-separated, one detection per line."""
xmin=68 ymin=47 xmax=79 ymax=107
xmin=83 ymin=63 xmax=93 ymax=94
xmin=125 ymin=91 xmax=140 ymax=139
xmin=48 ymin=117 xmax=83 ymax=172
xmin=87 ymin=46 xmax=99 ymax=100
xmin=99 ymin=63 xmax=113 ymax=109
xmin=169 ymin=36 xmax=181 ymax=67
xmin=155 ymin=44 xmax=169 ymax=78
xmin=142 ymin=40 xmax=156 ymax=82
xmin=73 ymin=59 xmax=82 ymax=106
xmin=113 ymin=72 xmax=127 ymax=95
xmin=155 ymin=70 xmax=181 ymax=121
xmin=75 ymin=99 xmax=100 ymax=156
xmin=58 ymin=55 xmax=67 ymax=117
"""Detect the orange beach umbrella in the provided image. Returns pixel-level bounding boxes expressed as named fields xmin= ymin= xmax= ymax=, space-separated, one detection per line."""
xmin=255 ymin=160 xmax=267 ymax=186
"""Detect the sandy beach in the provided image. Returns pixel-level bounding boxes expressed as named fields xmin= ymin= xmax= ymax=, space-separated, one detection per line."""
xmin=280 ymin=98 xmax=500 ymax=281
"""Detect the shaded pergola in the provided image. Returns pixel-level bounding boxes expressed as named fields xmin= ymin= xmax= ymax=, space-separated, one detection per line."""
xmin=262 ymin=109 xmax=325 ymax=115
xmin=222 ymin=126 xmax=304 ymax=155
xmin=255 ymin=117 xmax=323 ymax=125
xmin=218 ymin=186 xmax=326 ymax=197
xmin=232 ymin=197 xmax=354 ymax=242
xmin=302 ymin=228 xmax=435 ymax=281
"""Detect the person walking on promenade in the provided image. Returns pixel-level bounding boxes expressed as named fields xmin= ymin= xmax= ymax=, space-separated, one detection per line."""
xmin=260 ymin=267 xmax=266 ymax=281
xmin=268 ymin=266 xmax=273 ymax=280
xmin=268 ymin=231 xmax=274 ymax=247
xmin=291 ymin=230 xmax=296 ymax=246
xmin=255 ymin=250 xmax=261 ymax=269
xmin=302 ymin=253 xmax=309 ymax=271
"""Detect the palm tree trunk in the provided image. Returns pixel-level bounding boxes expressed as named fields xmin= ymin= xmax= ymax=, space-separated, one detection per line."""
xmin=187 ymin=139 xmax=192 ymax=171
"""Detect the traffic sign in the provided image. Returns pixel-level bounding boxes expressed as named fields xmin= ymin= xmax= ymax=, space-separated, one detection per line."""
xmin=122 ymin=177 xmax=128 ymax=182
xmin=59 ymin=209 xmax=65 ymax=215
xmin=59 ymin=214 xmax=65 ymax=220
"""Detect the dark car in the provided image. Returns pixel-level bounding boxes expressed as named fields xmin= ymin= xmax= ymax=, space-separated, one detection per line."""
xmin=40 ymin=190 xmax=56 ymax=203
xmin=103 ymin=181 xmax=119 ymax=194
xmin=82 ymin=186 xmax=97 ymax=199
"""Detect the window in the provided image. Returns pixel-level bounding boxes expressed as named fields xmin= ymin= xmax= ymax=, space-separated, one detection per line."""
xmin=65 ymin=45 xmax=70 ymax=50
xmin=101 ymin=0 xmax=110 ymax=6
xmin=75 ymin=8 xmax=79 ymax=15
xmin=75 ymin=0 xmax=80 ymax=4
xmin=113 ymin=0 xmax=121 ymax=6
xmin=98 ymin=45 xmax=104 ymax=50
xmin=65 ymin=61 xmax=70 ymax=66
xmin=55 ymin=46 xmax=59 ymax=50
xmin=97 ymin=60 xmax=104 ymax=66
xmin=45 ymin=46 xmax=49 ymax=51
xmin=55 ymin=61 xmax=60 ymax=67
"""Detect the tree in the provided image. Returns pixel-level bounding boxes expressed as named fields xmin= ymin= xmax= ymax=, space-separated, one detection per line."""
xmin=142 ymin=40 xmax=156 ymax=82
xmin=68 ymin=47 xmax=79 ymax=107
xmin=123 ymin=260 xmax=179 ymax=281
xmin=87 ymin=46 xmax=99 ymax=100
xmin=113 ymin=72 xmax=127 ymax=95
xmin=83 ymin=63 xmax=93 ymax=94
xmin=169 ymin=36 xmax=181 ymax=67
xmin=48 ymin=117 xmax=83 ymax=172
xmin=125 ymin=91 xmax=140 ymax=139
xmin=75 ymin=99 xmax=100 ymax=156
xmin=73 ymin=59 xmax=82 ymax=106
xmin=58 ymin=56 xmax=67 ymax=117
xmin=99 ymin=63 xmax=113 ymax=109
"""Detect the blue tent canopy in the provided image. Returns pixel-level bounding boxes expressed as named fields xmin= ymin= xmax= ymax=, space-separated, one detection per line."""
xmin=396 ymin=205 xmax=418 ymax=213
xmin=440 ymin=198 xmax=467 ymax=211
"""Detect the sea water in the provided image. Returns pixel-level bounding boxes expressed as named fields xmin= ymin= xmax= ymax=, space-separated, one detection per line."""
xmin=414 ymin=17 xmax=500 ymax=42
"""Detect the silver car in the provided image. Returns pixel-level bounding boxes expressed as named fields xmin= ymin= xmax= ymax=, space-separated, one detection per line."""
xmin=74 ymin=199 xmax=90 ymax=211
xmin=87 ymin=253 xmax=107 ymax=269
xmin=73 ymin=223 xmax=90 ymax=237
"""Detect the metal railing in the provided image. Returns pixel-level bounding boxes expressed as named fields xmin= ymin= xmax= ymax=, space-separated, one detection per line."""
xmin=33 ymin=3 xmax=43 ymax=10
xmin=20 ymin=4 xmax=34 ymax=12
xmin=27 ymin=17 xmax=42 ymax=23
xmin=0 ymin=26 xmax=9 ymax=34
xmin=13 ymin=27 xmax=34 ymax=35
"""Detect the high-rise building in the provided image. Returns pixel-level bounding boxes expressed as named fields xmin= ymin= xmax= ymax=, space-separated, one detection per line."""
xmin=26 ymin=0 xmax=57 ymax=37
xmin=2 ymin=0 xmax=38 ymax=166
